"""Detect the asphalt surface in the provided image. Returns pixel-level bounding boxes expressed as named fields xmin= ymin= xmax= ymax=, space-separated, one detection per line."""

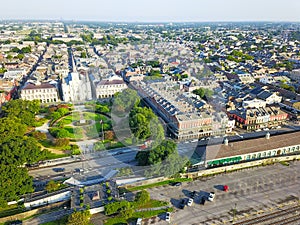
xmin=148 ymin=161 xmax=300 ymax=225
xmin=30 ymin=150 xmax=138 ymax=184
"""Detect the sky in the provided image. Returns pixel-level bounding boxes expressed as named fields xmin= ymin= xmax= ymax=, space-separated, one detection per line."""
xmin=2 ymin=0 xmax=300 ymax=22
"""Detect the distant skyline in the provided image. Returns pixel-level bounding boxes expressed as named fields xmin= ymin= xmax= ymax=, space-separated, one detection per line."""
xmin=2 ymin=0 xmax=300 ymax=22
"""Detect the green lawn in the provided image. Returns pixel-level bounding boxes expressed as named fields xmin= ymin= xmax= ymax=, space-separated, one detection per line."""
xmin=127 ymin=178 xmax=193 ymax=191
xmin=63 ymin=127 xmax=84 ymax=139
xmin=104 ymin=208 xmax=171 ymax=225
xmin=84 ymin=112 xmax=109 ymax=122
xmin=133 ymin=199 xmax=168 ymax=209
xmin=56 ymin=116 xmax=73 ymax=127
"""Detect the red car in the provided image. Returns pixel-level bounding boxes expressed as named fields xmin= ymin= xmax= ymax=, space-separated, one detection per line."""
xmin=223 ymin=185 xmax=229 ymax=192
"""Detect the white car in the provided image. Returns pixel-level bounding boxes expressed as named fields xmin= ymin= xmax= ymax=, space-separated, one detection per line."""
xmin=208 ymin=192 xmax=215 ymax=201
xmin=165 ymin=212 xmax=171 ymax=222
xmin=187 ymin=198 xmax=193 ymax=206
xmin=136 ymin=218 xmax=142 ymax=225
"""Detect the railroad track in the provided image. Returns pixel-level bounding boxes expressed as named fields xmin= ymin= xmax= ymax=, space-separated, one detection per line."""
xmin=234 ymin=204 xmax=300 ymax=225
xmin=272 ymin=213 xmax=300 ymax=225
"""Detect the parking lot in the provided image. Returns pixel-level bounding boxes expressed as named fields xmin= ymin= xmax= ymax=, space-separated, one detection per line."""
xmin=148 ymin=161 xmax=300 ymax=224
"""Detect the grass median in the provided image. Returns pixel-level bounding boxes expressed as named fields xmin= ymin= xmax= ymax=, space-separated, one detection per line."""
xmin=127 ymin=178 xmax=192 ymax=191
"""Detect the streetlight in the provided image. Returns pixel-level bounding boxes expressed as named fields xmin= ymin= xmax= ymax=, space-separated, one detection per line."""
xmin=233 ymin=203 xmax=237 ymax=222
xmin=100 ymin=120 xmax=104 ymax=142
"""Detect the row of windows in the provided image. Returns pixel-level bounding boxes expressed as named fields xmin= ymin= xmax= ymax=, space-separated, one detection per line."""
xmin=208 ymin=145 xmax=300 ymax=168
xmin=245 ymin=145 xmax=300 ymax=160
xmin=23 ymin=94 xmax=58 ymax=99
xmin=98 ymin=84 xmax=126 ymax=88
xmin=23 ymin=89 xmax=56 ymax=94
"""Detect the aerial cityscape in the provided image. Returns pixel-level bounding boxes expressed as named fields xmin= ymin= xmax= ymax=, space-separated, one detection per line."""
xmin=0 ymin=1 xmax=300 ymax=225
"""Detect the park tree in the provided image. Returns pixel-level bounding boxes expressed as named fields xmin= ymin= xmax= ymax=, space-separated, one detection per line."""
xmin=0 ymin=136 xmax=43 ymax=166
xmin=49 ymin=128 xmax=70 ymax=138
xmin=120 ymin=206 xmax=134 ymax=219
xmin=104 ymin=201 xmax=131 ymax=216
xmin=0 ymin=165 xmax=33 ymax=207
xmin=104 ymin=130 xmax=115 ymax=140
xmin=129 ymin=112 xmax=150 ymax=140
xmin=0 ymin=100 xmax=50 ymax=206
xmin=31 ymin=131 xmax=47 ymax=140
xmin=1 ymin=99 xmax=40 ymax=127
xmin=113 ymin=89 xmax=139 ymax=115
xmin=144 ymin=152 xmax=189 ymax=178
xmin=0 ymin=117 xmax=27 ymax=144
xmin=67 ymin=210 xmax=91 ymax=225
xmin=45 ymin=180 xmax=60 ymax=192
xmin=53 ymin=138 xmax=70 ymax=147
xmin=135 ymin=190 xmax=150 ymax=205
xmin=136 ymin=140 xmax=177 ymax=166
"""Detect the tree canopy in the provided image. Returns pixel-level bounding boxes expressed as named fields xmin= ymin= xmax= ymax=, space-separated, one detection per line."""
xmin=1 ymin=99 xmax=40 ymax=126
xmin=136 ymin=140 xmax=176 ymax=166
xmin=192 ymin=88 xmax=214 ymax=99
xmin=0 ymin=165 xmax=33 ymax=207
xmin=0 ymin=99 xmax=50 ymax=206
xmin=129 ymin=104 xmax=165 ymax=145
xmin=112 ymin=89 xmax=140 ymax=115
xmin=67 ymin=210 xmax=91 ymax=225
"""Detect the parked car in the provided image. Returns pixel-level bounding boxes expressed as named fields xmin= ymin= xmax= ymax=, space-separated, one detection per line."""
xmin=190 ymin=191 xmax=197 ymax=199
xmin=208 ymin=192 xmax=215 ymax=201
xmin=200 ymin=196 xmax=206 ymax=205
xmin=223 ymin=185 xmax=229 ymax=192
xmin=171 ymin=182 xmax=182 ymax=187
xmin=187 ymin=198 xmax=193 ymax=206
xmin=179 ymin=199 xmax=186 ymax=209
xmin=53 ymin=167 xmax=65 ymax=172
xmin=165 ymin=212 xmax=171 ymax=222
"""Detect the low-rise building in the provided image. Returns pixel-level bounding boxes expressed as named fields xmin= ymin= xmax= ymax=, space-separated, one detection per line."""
xmin=195 ymin=132 xmax=300 ymax=168
xmin=21 ymin=82 xmax=60 ymax=103
xmin=95 ymin=75 xmax=127 ymax=98
xmin=228 ymin=106 xmax=288 ymax=130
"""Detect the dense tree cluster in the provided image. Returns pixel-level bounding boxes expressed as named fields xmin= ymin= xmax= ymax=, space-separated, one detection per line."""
xmin=136 ymin=140 xmax=189 ymax=177
xmin=1 ymin=99 xmax=40 ymax=126
xmin=129 ymin=105 xmax=164 ymax=144
xmin=104 ymin=190 xmax=151 ymax=219
xmin=0 ymin=100 xmax=50 ymax=206
xmin=48 ymin=106 xmax=70 ymax=123
xmin=136 ymin=140 xmax=176 ymax=166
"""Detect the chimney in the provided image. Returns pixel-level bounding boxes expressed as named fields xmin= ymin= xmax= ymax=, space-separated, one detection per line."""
xmin=266 ymin=132 xmax=270 ymax=139
xmin=224 ymin=138 xmax=229 ymax=146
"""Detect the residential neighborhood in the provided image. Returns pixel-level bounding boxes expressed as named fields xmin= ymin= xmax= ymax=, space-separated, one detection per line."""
xmin=0 ymin=19 xmax=300 ymax=225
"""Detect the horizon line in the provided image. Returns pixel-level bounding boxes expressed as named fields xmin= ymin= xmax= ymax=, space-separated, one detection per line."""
xmin=0 ymin=19 xmax=300 ymax=24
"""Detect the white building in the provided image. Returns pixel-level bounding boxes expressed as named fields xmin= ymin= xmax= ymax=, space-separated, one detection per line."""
xmin=95 ymin=75 xmax=127 ymax=98
xmin=61 ymin=72 xmax=92 ymax=102
xmin=21 ymin=82 xmax=60 ymax=103
xmin=260 ymin=75 xmax=276 ymax=84
xmin=242 ymin=98 xmax=267 ymax=109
